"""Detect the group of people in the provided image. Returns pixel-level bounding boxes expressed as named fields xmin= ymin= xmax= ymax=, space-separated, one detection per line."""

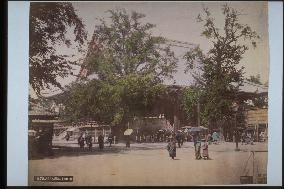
xmin=134 ymin=131 xmax=192 ymax=143
xmin=206 ymin=131 xmax=220 ymax=144
xmin=241 ymin=132 xmax=254 ymax=145
xmin=193 ymin=132 xmax=210 ymax=160
xmin=135 ymin=133 xmax=174 ymax=143
xmin=166 ymin=132 xmax=210 ymax=160
xmin=73 ymin=132 xmax=114 ymax=151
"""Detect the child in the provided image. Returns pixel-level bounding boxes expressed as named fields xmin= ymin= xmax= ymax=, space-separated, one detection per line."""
xmin=202 ymin=140 xmax=209 ymax=160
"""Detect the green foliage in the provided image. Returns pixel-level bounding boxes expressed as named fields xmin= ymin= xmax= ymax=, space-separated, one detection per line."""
xmin=63 ymin=9 xmax=176 ymax=125
xmin=182 ymin=88 xmax=199 ymax=121
xmin=84 ymin=9 xmax=177 ymax=82
xmin=63 ymin=80 xmax=120 ymax=123
xmin=183 ymin=4 xmax=260 ymax=127
xmin=64 ymin=75 xmax=165 ymax=124
xmin=29 ymin=2 xmax=87 ymax=94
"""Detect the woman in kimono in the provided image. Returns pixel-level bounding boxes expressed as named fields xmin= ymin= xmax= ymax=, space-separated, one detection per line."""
xmin=85 ymin=134 xmax=92 ymax=151
xmin=78 ymin=134 xmax=85 ymax=149
xmin=195 ymin=133 xmax=202 ymax=160
xmin=202 ymin=140 xmax=209 ymax=160
xmin=98 ymin=134 xmax=104 ymax=150
xmin=167 ymin=137 xmax=176 ymax=160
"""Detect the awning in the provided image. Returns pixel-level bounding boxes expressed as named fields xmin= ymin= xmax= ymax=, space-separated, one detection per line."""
xmin=31 ymin=119 xmax=64 ymax=123
xmin=181 ymin=126 xmax=192 ymax=129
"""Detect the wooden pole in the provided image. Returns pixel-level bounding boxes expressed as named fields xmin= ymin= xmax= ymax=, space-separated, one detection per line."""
xmin=235 ymin=113 xmax=239 ymax=151
xmin=197 ymin=99 xmax=200 ymax=127
xmin=252 ymin=151 xmax=255 ymax=183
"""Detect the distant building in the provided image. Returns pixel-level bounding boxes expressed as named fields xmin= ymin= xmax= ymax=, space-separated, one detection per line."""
xmin=28 ymin=102 xmax=60 ymax=158
xmin=245 ymin=108 xmax=268 ymax=142
xmin=40 ymin=82 xmax=269 ymax=142
xmin=53 ymin=121 xmax=113 ymax=144
xmin=239 ymin=81 xmax=268 ymax=142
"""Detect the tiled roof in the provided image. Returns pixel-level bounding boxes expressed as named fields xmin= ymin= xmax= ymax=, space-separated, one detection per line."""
xmin=239 ymin=81 xmax=268 ymax=94
xmin=29 ymin=103 xmax=57 ymax=116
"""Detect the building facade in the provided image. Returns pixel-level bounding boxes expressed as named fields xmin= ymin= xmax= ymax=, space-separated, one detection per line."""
xmin=245 ymin=108 xmax=268 ymax=142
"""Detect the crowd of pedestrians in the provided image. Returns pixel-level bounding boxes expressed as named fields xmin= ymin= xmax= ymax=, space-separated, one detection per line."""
xmin=66 ymin=128 xmax=256 ymax=161
xmin=73 ymin=132 xmax=115 ymax=151
xmin=166 ymin=131 xmax=222 ymax=160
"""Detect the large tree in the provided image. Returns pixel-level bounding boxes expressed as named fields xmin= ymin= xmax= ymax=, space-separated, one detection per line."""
xmin=29 ymin=2 xmax=87 ymax=95
xmin=183 ymin=4 xmax=260 ymax=129
xmin=82 ymin=9 xmax=177 ymax=82
xmin=64 ymin=9 xmax=177 ymax=125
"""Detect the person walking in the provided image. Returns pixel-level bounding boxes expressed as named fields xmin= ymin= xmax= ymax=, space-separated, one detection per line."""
xmin=176 ymin=133 xmax=182 ymax=148
xmin=202 ymin=140 xmax=209 ymax=160
xmin=125 ymin=135 xmax=130 ymax=148
xmin=85 ymin=134 xmax=92 ymax=151
xmin=241 ymin=132 xmax=246 ymax=145
xmin=65 ymin=132 xmax=70 ymax=141
xmin=181 ymin=133 xmax=184 ymax=146
xmin=167 ymin=137 xmax=176 ymax=160
xmin=108 ymin=133 xmax=113 ymax=147
xmin=78 ymin=134 xmax=85 ymax=149
xmin=212 ymin=131 xmax=218 ymax=144
xmin=98 ymin=134 xmax=104 ymax=150
xmin=195 ymin=132 xmax=202 ymax=160
xmin=206 ymin=133 xmax=212 ymax=145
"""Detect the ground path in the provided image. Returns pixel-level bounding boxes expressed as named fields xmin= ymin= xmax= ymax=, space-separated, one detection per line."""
xmin=29 ymin=142 xmax=267 ymax=186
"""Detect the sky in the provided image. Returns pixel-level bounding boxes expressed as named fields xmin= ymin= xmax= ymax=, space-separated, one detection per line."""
xmin=37 ymin=1 xmax=269 ymax=97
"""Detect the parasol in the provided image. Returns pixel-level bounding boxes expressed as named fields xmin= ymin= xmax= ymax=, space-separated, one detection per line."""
xmin=124 ymin=129 xmax=133 ymax=136
xmin=190 ymin=127 xmax=202 ymax=132
xmin=199 ymin=126 xmax=208 ymax=130
xmin=181 ymin=126 xmax=192 ymax=129
xmin=190 ymin=126 xmax=208 ymax=132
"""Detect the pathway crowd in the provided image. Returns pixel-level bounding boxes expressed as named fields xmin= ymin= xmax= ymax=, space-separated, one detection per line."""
xmin=62 ymin=129 xmax=259 ymax=161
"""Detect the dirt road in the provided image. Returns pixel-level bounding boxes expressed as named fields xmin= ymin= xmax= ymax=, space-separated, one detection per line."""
xmin=29 ymin=142 xmax=267 ymax=186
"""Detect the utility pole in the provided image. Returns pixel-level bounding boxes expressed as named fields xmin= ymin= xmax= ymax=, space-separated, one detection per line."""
xmin=235 ymin=113 xmax=239 ymax=150
xmin=197 ymin=88 xmax=200 ymax=127
xmin=197 ymin=99 xmax=200 ymax=127
xmin=233 ymin=103 xmax=240 ymax=151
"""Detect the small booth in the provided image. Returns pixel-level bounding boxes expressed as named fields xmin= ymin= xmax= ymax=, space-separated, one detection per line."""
xmin=28 ymin=104 xmax=59 ymax=159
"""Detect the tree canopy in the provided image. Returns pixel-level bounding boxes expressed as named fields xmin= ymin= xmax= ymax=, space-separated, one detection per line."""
xmin=82 ymin=9 xmax=177 ymax=82
xmin=64 ymin=9 xmax=177 ymax=125
xmin=29 ymin=2 xmax=87 ymax=95
xmin=183 ymin=4 xmax=260 ymax=128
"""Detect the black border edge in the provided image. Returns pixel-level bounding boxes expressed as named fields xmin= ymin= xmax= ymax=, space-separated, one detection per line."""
xmin=1 ymin=0 xmax=8 ymax=188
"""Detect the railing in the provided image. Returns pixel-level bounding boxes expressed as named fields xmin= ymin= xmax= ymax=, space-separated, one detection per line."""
xmin=241 ymin=150 xmax=268 ymax=184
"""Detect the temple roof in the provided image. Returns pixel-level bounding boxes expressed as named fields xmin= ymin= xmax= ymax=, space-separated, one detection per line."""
xmin=29 ymin=102 xmax=57 ymax=117
xmin=239 ymin=81 xmax=268 ymax=95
